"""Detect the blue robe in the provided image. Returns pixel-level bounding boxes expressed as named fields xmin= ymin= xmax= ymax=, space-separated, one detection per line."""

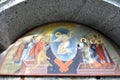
xmin=19 ymin=40 xmax=35 ymax=64
xmin=89 ymin=44 xmax=101 ymax=64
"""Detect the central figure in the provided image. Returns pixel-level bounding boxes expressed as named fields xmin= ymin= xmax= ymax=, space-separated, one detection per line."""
xmin=50 ymin=28 xmax=77 ymax=72
xmin=53 ymin=31 xmax=73 ymax=55
xmin=50 ymin=28 xmax=77 ymax=61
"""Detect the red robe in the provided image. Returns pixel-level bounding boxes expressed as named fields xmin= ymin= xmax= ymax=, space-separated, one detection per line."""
xmin=13 ymin=43 xmax=24 ymax=61
xmin=29 ymin=38 xmax=46 ymax=58
xmin=96 ymin=44 xmax=107 ymax=63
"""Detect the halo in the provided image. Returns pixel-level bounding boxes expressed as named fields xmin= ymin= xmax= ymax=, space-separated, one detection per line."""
xmin=55 ymin=32 xmax=61 ymax=37
xmin=90 ymin=39 xmax=97 ymax=44
xmin=90 ymin=39 xmax=93 ymax=44
xmin=80 ymin=38 xmax=86 ymax=42
xmin=97 ymin=39 xmax=102 ymax=44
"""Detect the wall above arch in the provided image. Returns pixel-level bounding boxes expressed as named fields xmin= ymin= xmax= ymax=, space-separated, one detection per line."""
xmin=0 ymin=0 xmax=120 ymax=52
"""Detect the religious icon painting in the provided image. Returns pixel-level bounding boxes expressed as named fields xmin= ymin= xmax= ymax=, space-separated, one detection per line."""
xmin=0 ymin=22 xmax=120 ymax=76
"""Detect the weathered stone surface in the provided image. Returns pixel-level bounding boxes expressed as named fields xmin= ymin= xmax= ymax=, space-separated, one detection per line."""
xmin=99 ymin=10 xmax=120 ymax=47
xmin=72 ymin=0 xmax=119 ymax=30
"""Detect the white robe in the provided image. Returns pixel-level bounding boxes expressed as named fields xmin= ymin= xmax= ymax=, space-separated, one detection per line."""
xmin=54 ymin=34 xmax=71 ymax=55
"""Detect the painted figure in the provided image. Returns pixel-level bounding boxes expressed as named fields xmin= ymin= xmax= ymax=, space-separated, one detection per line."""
xmin=96 ymin=39 xmax=108 ymax=64
xmin=79 ymin=38 xmax=93 ymax=66
xmin=19 ymin=36 xmax=36 ymax=64
xmin=89 ymin=35 xmax=101 ymax=67
xmin=53 ymin=31 xmax=73 ymax=55
xmin=96 ymin=39 xmax=112 ymax=64
xmin=12 ymin=42 xmax=25 ymax=64
xmin=101 ymin=42 xmax=113 ymax=64
xmin=29 ymin=35 xmax=51 ymax=71
xmin=51 ymin=30 xmax=75 ymax=72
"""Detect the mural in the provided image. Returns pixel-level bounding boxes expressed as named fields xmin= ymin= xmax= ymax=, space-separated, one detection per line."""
xmin=0 ymin=22 xmax=120 ymax=76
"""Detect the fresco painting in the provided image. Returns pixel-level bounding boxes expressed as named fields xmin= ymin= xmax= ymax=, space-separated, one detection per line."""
xmin=0 ymin=22 xmax=120 ymax=76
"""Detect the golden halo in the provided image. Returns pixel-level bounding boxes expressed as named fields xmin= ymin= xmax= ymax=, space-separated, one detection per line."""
xmin=55 ymin=32 xmax=61 ymax=37
xmin=97 ymin=39 xmax=102 ymax=44
xmin=90 ymin=39 xmax=93 ymax=44
xmin=80 ymin=38 xmax=86 ymax=42
xmin=90 ymin=39 xmax=96 ymax=44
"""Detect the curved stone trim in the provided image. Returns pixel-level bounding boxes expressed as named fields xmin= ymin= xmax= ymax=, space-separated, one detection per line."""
xmin=104 ymin=0 xmax=120 ymax=7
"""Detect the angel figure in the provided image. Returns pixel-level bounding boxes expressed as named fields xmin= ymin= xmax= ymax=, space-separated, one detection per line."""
xmin=53 ymin=31 xmax=73 ymax=55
